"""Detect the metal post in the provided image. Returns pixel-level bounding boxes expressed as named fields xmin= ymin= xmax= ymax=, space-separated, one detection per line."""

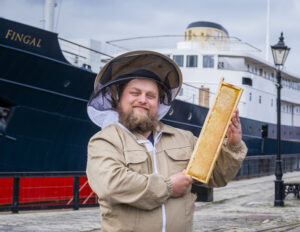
xmin=12 ymin=177 xmax=20 ymax=213
xmin=274 ymin=69 xmax=284 ymax=206
xmin=73 ymin=176 xmax=79 ymax=210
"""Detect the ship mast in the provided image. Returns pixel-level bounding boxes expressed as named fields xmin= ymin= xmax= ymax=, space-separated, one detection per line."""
xmin=44 ymin=0 xmax=57 ymax=31
xmin=265 ymin=0 xmax=270 ymax=61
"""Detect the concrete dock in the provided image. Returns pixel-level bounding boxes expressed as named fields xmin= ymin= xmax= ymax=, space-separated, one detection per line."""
xmin=1 ymin=171 xmax=300 ymax=232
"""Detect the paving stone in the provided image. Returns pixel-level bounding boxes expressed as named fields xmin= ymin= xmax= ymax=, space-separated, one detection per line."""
xmin=1 ymin=171 xmax=300 ymax=231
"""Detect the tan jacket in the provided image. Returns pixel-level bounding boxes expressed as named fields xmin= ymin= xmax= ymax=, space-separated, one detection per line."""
xmin=87 ymin=122 xmax=247 ymax=232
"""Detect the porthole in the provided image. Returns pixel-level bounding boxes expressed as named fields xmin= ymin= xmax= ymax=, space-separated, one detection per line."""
xmin=64 ymin=80 xmax=71 ymax=88
xmin=168 ymin=108 xmax=174 ymax=116
xmin=187 ymin=113 xmax=192 ymax=120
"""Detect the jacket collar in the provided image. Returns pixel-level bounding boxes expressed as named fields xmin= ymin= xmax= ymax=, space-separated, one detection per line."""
xmin=156 ymin=122 xmax=176 ymax=135
xmin=116 ymin=121 xmax=175 ymax=142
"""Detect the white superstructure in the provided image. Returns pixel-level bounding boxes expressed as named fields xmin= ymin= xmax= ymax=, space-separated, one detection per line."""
xmin=60 ymin=21 xmax=300 ymax=127
xmin=154 ymin=22 xmax=300 ymax=127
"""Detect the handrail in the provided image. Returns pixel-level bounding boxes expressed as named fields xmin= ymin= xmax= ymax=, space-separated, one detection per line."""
xmin=1 ymin=154 xmax=300 ymax=213
xmin=0 ymin=171 xmax=86 ymax=177
xmin=0 ymin=172 xmax=98 ymax=213
xmin=58 ymin=37 xmax=114 ymax=58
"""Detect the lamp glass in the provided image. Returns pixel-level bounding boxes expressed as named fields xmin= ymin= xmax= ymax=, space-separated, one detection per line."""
xmin=271 ymin=47 xmax=290 ymax=66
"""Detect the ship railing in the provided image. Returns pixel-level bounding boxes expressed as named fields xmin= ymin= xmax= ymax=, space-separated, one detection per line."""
xmin=105 ymin=35 xmax=262 ymax=55
xmin=235 ymin=153 xmax=300 ymax=179
xmin=176 ymin=82 xmax=213 ymax=107
xmin=177 ymin=82 xmax=246 ymax=107
xmin=180 ymin=80 xmax=256 ymax=108
xmin=58 ymin=37 xmax=114 ymax=73
xmin=0 ymin=171 xmax=98 ymax=213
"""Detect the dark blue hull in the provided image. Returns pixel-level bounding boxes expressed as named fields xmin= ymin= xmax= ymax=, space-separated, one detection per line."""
xmin=1 ymin=18 xmax=299 ymax=172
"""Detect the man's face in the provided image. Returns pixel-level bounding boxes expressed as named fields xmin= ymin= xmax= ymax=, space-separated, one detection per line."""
xmin=118 ymin=79 xmax=160 ymax=134
xmin=119 ymin=78 xmax=159 ymax=119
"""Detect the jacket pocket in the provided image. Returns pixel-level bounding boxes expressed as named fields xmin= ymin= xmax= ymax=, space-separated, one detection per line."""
xmin=124 ymin=150 xmax=149 ymax=174
xmin=165 ymin=147 xmax=191 ymax=175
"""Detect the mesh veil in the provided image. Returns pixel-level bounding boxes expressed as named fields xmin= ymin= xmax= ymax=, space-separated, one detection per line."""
xmin=87 ymin=51 xmax=182 ymax=128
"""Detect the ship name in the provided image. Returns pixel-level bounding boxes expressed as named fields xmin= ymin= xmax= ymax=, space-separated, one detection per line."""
xmin=5 ymin=29 xmax=42 ymax=48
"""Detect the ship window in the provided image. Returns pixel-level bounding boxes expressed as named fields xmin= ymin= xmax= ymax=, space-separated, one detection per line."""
xmin=186 ymin=55 xmax=198 ymax=67
xmin=214 ymin=31 xmax=218 ymax=39
xmin=248 ymin=126 xmax=252 ymax=133
xmin=249 ymin=92 xmax=252 ymax=101
xmin=271 ymin=99 xmax=273 ymax=107
xmin=203 ymin=55 xmax=214 ymax=68
xmin=242 ymin=77 xmax=252 ymax=86
xmin=173 ymin=55 xmax=184 ymax=67
xmin=207 ymin=29 xmax=212 ymax=36
xmin=218 ymin=62 xmax=224 ymax=69
xmin=0 ymin=106 xmax=10 ymax=133
xmin=259 ymin=96 xmax=262 ymax=104
xmin=82 ymin=63 xmax=91 ymax=70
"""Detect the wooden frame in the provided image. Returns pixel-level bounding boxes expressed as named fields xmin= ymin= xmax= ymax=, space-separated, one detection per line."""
xmin=186 ymin=78 xmax=243 ymax=183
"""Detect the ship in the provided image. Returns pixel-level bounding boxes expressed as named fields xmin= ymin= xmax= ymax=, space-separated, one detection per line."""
xmin=1 ymin=17 xmax=300 ymax=207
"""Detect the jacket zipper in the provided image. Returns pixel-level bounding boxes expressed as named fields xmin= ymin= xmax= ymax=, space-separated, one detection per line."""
xmin=153 ymin=133 xmax=166 ymax=232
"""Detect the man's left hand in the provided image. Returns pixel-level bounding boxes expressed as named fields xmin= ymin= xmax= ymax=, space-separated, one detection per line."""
xmin=227 ymin=109 xmax=242 ymax=146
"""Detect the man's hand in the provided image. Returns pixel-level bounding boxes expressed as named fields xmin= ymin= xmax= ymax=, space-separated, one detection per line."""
xmin=169 ymin=171 xmax=193 ymax=198
xmin=227 ymin=109 xmax=242 ymax=146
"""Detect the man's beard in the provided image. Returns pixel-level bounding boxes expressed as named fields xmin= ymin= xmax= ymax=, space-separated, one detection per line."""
xmin=118 ymin=106 xmax=158 ymax=135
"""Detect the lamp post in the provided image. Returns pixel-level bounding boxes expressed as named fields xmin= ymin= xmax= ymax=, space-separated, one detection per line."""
xmin=271 ymin=32 xmax=290 ymax=207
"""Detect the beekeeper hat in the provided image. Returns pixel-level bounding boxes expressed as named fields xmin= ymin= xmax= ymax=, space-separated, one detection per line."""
xmin=87 ymin=50 xmax=182 ymax=128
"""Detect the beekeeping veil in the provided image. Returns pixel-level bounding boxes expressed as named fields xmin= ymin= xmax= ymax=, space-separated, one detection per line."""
xmin=87 ymin=50 xmax=182 ymax=128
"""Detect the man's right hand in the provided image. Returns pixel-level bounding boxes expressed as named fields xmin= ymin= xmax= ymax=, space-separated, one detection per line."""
xmin=169 ymin=171 xmax=193 ymax=198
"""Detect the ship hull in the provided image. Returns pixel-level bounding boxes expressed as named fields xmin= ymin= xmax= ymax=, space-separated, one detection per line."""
xmin=1 ymin=18 xmax=300 ymax=207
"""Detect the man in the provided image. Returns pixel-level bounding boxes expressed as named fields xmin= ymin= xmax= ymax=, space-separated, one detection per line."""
xmin=86 ymin=51 xmax=247 ymax=232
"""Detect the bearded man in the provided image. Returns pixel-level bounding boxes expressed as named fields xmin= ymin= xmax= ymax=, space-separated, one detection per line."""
xmin=86 ymin=51 xmax=247 ymax=232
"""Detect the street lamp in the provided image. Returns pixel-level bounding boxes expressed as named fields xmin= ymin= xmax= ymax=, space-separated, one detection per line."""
xmin=271 ymin=32 xmax=290 ymax=207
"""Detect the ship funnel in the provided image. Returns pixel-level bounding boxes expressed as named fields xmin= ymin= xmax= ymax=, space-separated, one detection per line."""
xmin=183 ymin=21 xmax=229 ymax=50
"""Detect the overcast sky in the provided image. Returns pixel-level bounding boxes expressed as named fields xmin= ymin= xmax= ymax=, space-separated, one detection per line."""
xmin=1 ymin=0 xmax=300 ymax=75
